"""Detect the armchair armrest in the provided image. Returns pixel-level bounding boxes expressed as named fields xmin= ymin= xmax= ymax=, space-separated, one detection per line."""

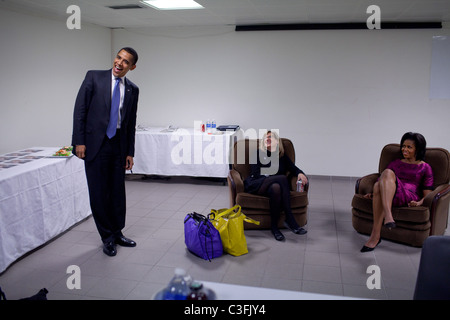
xmin=230 ymin=169 xmax=244 ymax=193
xmin=423 ymin=184 xmax=450 ymax=207
xmin=355 ymin=173 xmax=380 ymax=195
xmin=228 ymin=169 xmax=244 ymax=206
xmin=426 ymin=184 xmax=450 ymax=235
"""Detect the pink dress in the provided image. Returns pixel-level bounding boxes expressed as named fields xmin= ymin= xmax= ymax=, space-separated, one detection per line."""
xmin=386 ymin=159 xmax=434 ymax=207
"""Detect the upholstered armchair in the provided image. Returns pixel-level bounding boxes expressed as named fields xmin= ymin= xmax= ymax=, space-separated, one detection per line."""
xmin=227 ymin=138 xmax=308 ymax=229
xmin=352 ymin=144 xmax=450 ymax=247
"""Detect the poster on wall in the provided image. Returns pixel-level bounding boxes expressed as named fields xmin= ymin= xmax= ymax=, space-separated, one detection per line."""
xmin=429 ymin=36 xmax=450 ymax=100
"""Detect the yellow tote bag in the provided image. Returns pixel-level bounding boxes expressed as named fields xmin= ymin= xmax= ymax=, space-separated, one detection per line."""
xmin=209 ymin=205 xmax=259 ymax=256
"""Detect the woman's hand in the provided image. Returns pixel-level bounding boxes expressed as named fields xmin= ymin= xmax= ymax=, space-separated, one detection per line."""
xmin=298 ymin=173 xmax=308 ymax=185
xmin=409 ymin=190 xmax=431 ymax=207
xmin=408 ymin=199 xmax=424 ymax=207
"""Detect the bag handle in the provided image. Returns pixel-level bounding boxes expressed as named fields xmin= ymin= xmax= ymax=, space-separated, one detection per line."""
xmin=210 ymin=205 xmax=241 ymax=220
xmin=210 ymin=205 xmax=260 ymax=225
xmin=243 ymin=216 xmax=260 ymax=225
xmin=185 ymin=212 xmax=208 ymax=224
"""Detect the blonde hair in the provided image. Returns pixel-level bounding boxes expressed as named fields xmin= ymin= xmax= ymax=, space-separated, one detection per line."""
xmin=260 ymin=130 xmax=284 ymax=156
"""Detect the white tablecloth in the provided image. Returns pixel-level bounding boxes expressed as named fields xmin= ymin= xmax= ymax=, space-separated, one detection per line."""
xmin=153 ymin=281 xmax=363 ymax=300
xmin=0 ymin=147 xmax=91 ymax=273
xmin=201 ymin=281 xmax=363 ymax=300
xmin=133 ymin=127 xmax=241 ymax=178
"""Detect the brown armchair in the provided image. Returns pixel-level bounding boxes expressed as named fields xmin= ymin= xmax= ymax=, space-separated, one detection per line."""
xmin=227 ymin=138 xmax=308 ymax=229
xmin=352 ymin=143 xmax=450 ymax=247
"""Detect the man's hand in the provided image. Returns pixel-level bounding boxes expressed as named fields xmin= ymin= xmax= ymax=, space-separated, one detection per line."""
xmin=125 ymin=156 xmax=134 ymax=171
xmin=75 ymin=145 xmax=86 ymax=159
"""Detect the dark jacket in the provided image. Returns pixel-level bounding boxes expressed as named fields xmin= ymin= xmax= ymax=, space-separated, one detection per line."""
xmin=244 ymin=150 xmax=305 ymax=194
xmin=72 ymin=69 xmax=139 ymax=163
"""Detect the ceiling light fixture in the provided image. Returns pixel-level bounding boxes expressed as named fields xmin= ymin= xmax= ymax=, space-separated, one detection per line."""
xmin=140 ymin=0 xmax=204 ymax=10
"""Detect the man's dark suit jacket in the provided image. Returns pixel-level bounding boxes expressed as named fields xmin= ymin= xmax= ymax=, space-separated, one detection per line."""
xmin=72 ymin=69 xmax=139 ymax=163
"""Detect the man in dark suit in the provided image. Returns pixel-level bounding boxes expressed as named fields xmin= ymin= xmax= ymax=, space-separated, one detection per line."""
xmin=72 ymin=47 xmax=139 ymax=256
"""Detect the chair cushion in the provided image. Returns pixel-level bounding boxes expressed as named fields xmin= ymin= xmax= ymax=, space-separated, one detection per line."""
xmin=236 ymin=191 xmax=308 ymax=211
xmin=352 ymin=194 xmax=430 ymax=223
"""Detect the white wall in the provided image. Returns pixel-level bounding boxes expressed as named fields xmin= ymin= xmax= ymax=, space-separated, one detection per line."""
xmin=1 ymin=7 xmax=449 ymax=178
xmin=0 ymin=8 xmax=111 ymax=155
xmin=114 ymin=26 xmax=450 ymax=177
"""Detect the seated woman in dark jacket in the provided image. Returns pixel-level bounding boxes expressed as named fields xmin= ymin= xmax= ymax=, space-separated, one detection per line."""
xmin=244 ymin=131 xmax=308 ymax=241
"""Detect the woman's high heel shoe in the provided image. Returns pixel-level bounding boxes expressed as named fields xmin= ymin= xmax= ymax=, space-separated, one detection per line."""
xmin=360 ymin=239 xmax=381 ymax=253
xmin=383 ymin=222 xmax=396 ymax=229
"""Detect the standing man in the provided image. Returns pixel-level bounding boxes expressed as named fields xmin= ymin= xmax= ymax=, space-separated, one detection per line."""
xmin=72 ymin=47 xmax=139 ymax=256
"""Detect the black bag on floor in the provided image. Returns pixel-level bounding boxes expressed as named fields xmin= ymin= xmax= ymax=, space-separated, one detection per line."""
xmin=0 ymin=287 xmax=48 ymax=300
xmin=20 ymin=288 xmax=48 ymax=300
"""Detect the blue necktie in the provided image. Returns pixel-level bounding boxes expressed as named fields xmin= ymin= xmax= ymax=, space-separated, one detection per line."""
xmin=107 ymin=77 xmax=121 ymax=138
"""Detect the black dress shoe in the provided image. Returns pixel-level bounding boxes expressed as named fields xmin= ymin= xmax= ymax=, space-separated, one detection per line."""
xmin=271 ymin=229 xmax=285 ymax=241
xmin=103 ymin=241 xmax=117 ymax=256
xmin=360 ymin=239 xmax=381 ymax=253
xmin=283 ymin=221 xmax=307 ymax=235
xmin=115 ymin=236 xmax=137 ymax=247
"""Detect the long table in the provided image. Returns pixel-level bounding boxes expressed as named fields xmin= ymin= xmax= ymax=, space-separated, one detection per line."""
xmin=132 ymin=127 xmax=241 ymax=178
xmin=0 ymin=147 xmax=91 ymax=273
xmin=201 ymin=281 xmax=362 ymax=300
xmin=153 ymin=281 xmax=362 ymax=300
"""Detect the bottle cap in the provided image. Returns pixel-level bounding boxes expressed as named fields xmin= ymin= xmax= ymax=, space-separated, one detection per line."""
xmin=190 ymin=281 xmax=203 ymax=290
xmin=174 ymin=268 xmax=186 ymax=276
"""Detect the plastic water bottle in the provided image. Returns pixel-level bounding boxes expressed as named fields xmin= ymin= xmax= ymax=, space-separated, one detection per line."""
xmin=211 ymin=119 xmax=216 ymax=132
xmin=206 ymin=119 xmax=211 ymax=133
xmin=163 ymin=268 xmax=190 ymax=300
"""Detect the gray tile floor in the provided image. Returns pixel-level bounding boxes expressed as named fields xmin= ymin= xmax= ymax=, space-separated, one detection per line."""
xmin=1 ymin=175 xmax=448 ymax=300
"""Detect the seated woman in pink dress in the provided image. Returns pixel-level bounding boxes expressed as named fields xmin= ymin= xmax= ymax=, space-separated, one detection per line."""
xmin=361 ymin=132 xmax=434 ymax=252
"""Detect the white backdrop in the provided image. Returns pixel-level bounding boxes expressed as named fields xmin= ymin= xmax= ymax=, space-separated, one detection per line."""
xmin=1 ymin=6 xmax=449 ymax=177
xmin=113 ymin=26 xmax=450 ymax=177
xmin=0 ymin=8 xmax=111 ymax=156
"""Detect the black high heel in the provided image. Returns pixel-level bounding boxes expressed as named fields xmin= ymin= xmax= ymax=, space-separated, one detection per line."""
xmin=360 ymin=239 xmax=381 ymax=253
xmin=383 ymin=222 xmax=397 ymax=229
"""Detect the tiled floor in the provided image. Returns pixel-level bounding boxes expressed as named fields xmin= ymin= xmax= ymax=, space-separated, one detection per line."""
xmin=0 ymin=175 xmax=448 ymax=300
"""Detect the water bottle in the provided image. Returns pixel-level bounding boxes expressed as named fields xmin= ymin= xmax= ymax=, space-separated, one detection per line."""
xmin=163 ymin=268 xmax=190 ymax=300
xmin=206 ymin=119 xmax=211 ymax=133
xmin=211 ymin=119 xmax=216 ymax=132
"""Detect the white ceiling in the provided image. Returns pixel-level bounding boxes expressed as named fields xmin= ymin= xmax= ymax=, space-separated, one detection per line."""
xmin=1 ymin=0 xmax=450 ymax=29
